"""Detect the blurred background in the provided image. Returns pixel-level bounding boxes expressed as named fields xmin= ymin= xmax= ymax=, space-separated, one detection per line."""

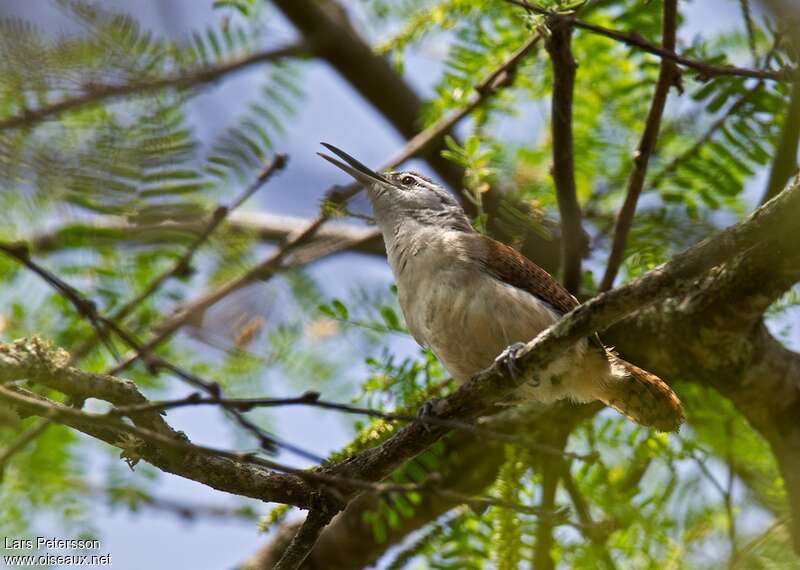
xmin=0 ymin=0 xmax=798 ymax=568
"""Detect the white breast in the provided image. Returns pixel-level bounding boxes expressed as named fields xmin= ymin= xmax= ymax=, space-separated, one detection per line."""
xmin=383 ymin=223 xmax=604 ymax=405
xmin=388 ymin=227 xmax=560 ymax=382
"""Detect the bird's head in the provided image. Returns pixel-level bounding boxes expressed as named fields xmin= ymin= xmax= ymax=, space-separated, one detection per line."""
xmin=318 ymin=143 xmax=471 ymax=233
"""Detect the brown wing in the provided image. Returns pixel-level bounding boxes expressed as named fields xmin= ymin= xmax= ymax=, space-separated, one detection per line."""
xmin=470 ymin=234 xmax=607 ymax=350
xmin=474 ymin=235 xmax=579 ymax=315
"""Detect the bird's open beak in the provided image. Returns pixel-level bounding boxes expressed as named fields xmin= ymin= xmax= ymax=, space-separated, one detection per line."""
xmin=318 ymin=143 xmax=391 ymax=186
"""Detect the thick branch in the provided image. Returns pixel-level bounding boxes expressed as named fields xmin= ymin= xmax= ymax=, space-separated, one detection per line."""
xmin=321 ymin=176 xmax=800 ymax=501
xmin=0 ymin=385 xmax=315 ymax=508
xmin=246 ymin=403 xmax=598 ymax=569
xmin=546 ymin=18 xmax=585 ymax=293
xmin=249 ymin=175 xmax=800 ymax=567
xmin=600 ymin=0 xmax=679 ymax=290
xmin=0 ymin=337 xmax=172 ymax=435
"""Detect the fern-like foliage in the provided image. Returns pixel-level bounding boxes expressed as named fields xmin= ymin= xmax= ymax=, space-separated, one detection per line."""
xmin=492 ymin=445 xmax=527 ymax=570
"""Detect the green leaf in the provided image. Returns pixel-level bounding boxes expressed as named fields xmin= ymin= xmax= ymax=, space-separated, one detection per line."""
xmin=331 ymin=299 xmax=349 ymax=320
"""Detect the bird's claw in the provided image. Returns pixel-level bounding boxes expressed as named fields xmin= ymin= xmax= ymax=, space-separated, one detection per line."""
xmin=495 ymin=342 xmax=528 ymax=384
xmin=417 ymin=398 xmax=441 ymax=433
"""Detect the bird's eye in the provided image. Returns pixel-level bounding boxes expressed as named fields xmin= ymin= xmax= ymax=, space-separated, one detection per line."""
xmin=400 ymin=175 xmax=416 ymax=186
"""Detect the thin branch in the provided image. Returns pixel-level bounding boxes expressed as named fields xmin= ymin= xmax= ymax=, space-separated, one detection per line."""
xmin=71 ymin=154 xmax=287 ymax=361
xmin=0 ymin=44 xmax=307 ymax=131
xmin=321 ymin=177 xmax=800 ymax=496
xmin=761 ymin=75 xmax=800 ymax=204
xmin=268 ymin=0 xmax=463 ymax=191
xmin=689 ymin=444 xmax=739 ymax=564
xmin=0 ymin=418 xmax=50 ymax=474
xmin=273 ymin=509 xmax=335 ymax=570
xmin=599 ymin=0 xmax=679 ymax=291
xmin=739 ymin=0 xmax=759 ymax=62
xmin=109 ymin=392 xmax=596 ymax=462
xmin=115 ymin=155 xmax=287 ymax=325
xmin=533 ymin=431 xmax=567 ymax=570
xmin=650 ymin=34 xmax=785 ymax=191
xmin=0 ymin=242 xmax=119 ymax=360
xmin=546 ymin=17 xmax=585 ymax=294
xmin=505 ymin=0 xmax=796 ymax=81
xmin=0 ymin=382 xmax=575 ymax=523
xmin=106 ymin=32 xmax=542 ymax=375
xmin=726 ymin=418 xmax=739 ymax=568
xmin=649 ymin=82 xmax=766 ymax=189
xmin=29 ymin=212 xmax=385 ymax=258
xmin=0 ymin=245 xmax=318 ymax=460
xmin=562 ymin=466 xmax=617 ymax=567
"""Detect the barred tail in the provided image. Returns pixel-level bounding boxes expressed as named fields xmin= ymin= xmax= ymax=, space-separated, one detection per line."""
xmin=602 ymin=357 xmax=684 ymax=432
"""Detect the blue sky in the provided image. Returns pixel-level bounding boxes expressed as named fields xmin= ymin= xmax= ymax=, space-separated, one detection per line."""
xmin=1 ymin=1 xmax=788 ymax=569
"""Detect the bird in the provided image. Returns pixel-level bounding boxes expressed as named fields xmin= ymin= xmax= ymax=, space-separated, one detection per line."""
xmin=318 ymin=143 xmax=684 ymax=431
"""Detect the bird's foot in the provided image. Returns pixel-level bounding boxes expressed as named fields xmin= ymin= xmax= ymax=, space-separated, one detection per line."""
xmin=416 ymin=397 xmax=443 ymax=432
xmin=495 ymin=342 xmax=529 ymax=384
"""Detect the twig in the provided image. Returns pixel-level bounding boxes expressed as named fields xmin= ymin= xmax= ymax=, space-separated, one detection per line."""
xmin=273 ymin=509 xmax=335 ymax=570
xmin=739 ymin=0 xmax=759 ymax=62
xmin=0 ymin=245 xmax=317 ymax=460
xmin=0 ymin=418 xmax=50 ymax=474
xmin=726 ymin=418 xmax=738 ymax=568
xmin=689 ymin=444 xmax=738 ymax=566
xmin=562 ymin=466 xmax=618 ymax=568
xmin=761 ymin=76 xmax=800 ymax=204
xmin=732 ymin=517 xmax=789 ymax=567
xmin=650 ymin=34 xmax=785 ymax=191
xmin=319 ymin=177 xmax=800 ymax=502
xmin=599 ymin=0 xmax=679 ymax=291
xmin=0 ymin=383 xmax=575 ymax=522
xmin=0 ymin=243 xmax=119 ymax=360
xmin=546 ymin=17 xmax=584 ymax=294
xmin=505 ymin=0 xmax=795 ymax=81
xmin=649 ymin=82 xmax=766 ymax=189
xmin=0 ymin=44 xmax=307 ymax=131
xmin=73 ymin=479 xmax=261 ymax=523
xmin=70 ymin=154 xmax=288 ymax=361
xmin=107 ymin=32 xmax=543 ymax=375
xmin=109 ymin=392 xmax=596 ymax=462
xmin=533 ymin=431 xmax=567 ymax=570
